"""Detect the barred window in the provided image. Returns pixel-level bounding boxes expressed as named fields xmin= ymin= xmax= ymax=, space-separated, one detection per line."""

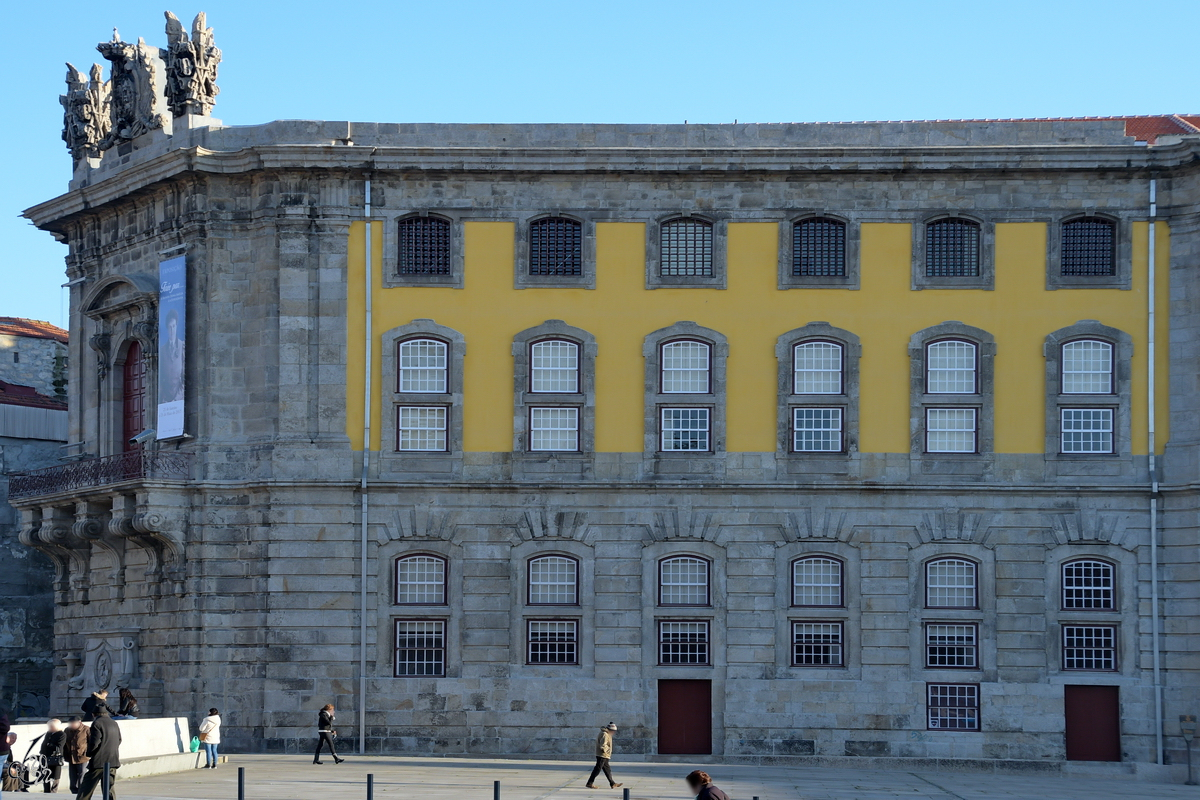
xmin=529 ymin=217 xmax=582 ymax=276
xmin=395 ymin=555 xmax=446 ymax=605
xmin=793 ymin=408 xmax=843 ymax=453
xmin=528 ymin=556 xmax=578 ymax=605
xmin=1062 ymin=560 xmax=1115 ymax=610
xmin=397 ymin=406 xmax=447 ymax=452
xmin=659 ymin=620 xmax=710 ymax=665
xmin=398 ymin=338 xmax=448 ymax=393
xmin=527 ymin=620 xmax=578 ymax=664
xmin=397 ymin=216 xmax=452 ymax=275
xmin=793 ymin=217 xmax=847 ymax=277
xmin=531 ymin=340 xmax=579 ymax=393
xmin=394 ymin=620 xmax=445 ymax=677
xmin=661 ymin=408 xmax=710 ymax=452
xmin=661 ymin=218 xmax=714 ymax=277
xmin=662 ymin=340 xmax=711 ymax=393
xmin=1062 ymin=218 xmax=1116 ymax=277
xmin=926 ymin=624 xmax=978 ymax=669
xmin=660 ymin=556 xmax=710 ymax=606
xmin=926 ymin=558 xmax=977 ymax=608
xmin=792 ymin=557 xmax=843 ymax=607
xmin=529 ymin=407 xmax=579 ymax=452
xmin=927 ymin=340 xmax=977 ymax=394
xmin=925 ymin=408 xmax=977 ymax=453
xmin=926 ymin=218 xmax=980 ymax=277
xmin=1062 ymin=340 xmax=1113 ymax=394
xmin=1062 ymin=625 xmax=1117 ymax=671
xmin=792 ymin=622 xmax=844 ymax=666
xmin=927 ymin=683 xmax=980 ymax=731
xmin=794 ymin=341 xmax=843 ymax=394
xmin=1061 ymin=408 xmax=1114 ymax=454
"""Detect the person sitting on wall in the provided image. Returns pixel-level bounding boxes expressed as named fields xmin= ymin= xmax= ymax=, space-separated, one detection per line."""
xmin=62 ymin=718 xmax=89 ymax=795
xmin=80 ymin=691 xmax=109 ymax=722
xmin=74 ymin=705 xmax=120 ymax=800
xmin=112 ymin=690 xmax=139 ymax=721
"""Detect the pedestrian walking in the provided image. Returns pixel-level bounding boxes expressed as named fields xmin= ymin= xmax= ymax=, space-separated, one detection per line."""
xmin=585 ymin=722 xmax=623 ymax=790
xmin=112 ymin=690 xmax=139 ymax=721
xmin=75 ymin=705 xmax=120 ymax=800
xmin=80 ymin=691 xmax=109 ymax=723
xmin=38 ymin=719 xmax=65 ymax=793
xmin=198 ymin=709 xmax=221 ymax=769
xmin=62 ymin=718 xmax=89 ymax=795
xmin=685 ymin=770 xmax=730 ymax=800
xmin=312 ymin=704 xmax=343 ymax=765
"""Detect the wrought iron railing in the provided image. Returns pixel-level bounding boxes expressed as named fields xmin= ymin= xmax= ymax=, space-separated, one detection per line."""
xmin=7 ymin=450 xmax=192 ymax=500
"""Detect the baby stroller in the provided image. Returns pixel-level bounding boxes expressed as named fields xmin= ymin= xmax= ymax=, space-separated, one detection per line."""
xmin=3 ymin=732 xmax=51 ymax=792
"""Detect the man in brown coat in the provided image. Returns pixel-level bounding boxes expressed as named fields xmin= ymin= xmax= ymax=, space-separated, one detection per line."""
xmin=62 ymin=717 xmax=90 ymax=795
xmin=585 ymin=722 xmax=623 ymax=790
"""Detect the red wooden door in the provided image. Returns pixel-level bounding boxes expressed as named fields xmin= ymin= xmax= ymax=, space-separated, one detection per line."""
xmin=658 ymin=679 xmax=711 ymax=755
xmin=1064 ymin=685 xmax=1121 ymax=761
xmin=122 ymin=341 xmax=146 ymax=452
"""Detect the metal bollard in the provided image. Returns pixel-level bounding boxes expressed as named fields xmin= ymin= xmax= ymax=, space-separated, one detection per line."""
xmin=623 ymin=789 xmax=630 ymax=800
xmin=494 ymin=779 xmax=501 ymax=800
xmin=367 ymin=773 xmax=375 ymax=800
xmin=238 ymin=766 xmax=245 ymax=800
xmin=101 ymin=762 xmax=111 ymax=800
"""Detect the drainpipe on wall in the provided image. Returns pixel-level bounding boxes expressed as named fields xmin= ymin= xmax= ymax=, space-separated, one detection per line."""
xmin=1147 ymin=177 xmax=1163 ymax=766
xmin=359 ymin=173 xmax=373 ymax=756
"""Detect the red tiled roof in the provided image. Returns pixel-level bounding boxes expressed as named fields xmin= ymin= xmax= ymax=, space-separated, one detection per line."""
xmin=0 ymin=379 xmax=67 ymax=410
xmin=0 ymin=317 xmax=68 ymax=344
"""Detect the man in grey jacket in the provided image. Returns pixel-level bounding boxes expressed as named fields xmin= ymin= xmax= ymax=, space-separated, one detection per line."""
xmin=585 ymin=722 xmax=623 ymax=790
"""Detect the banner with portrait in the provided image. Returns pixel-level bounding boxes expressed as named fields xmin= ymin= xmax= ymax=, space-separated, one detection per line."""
xmin=156 ymin=255 xmax=186 ymax=439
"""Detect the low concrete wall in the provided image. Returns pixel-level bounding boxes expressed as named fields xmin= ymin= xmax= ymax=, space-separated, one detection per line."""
xmin=7 ymin=717 xmax=193 ymax=762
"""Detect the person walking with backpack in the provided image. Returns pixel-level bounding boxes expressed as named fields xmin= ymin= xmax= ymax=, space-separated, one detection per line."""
xmin=75 ymin=705 xmax=120 ymax=800
xmin=62 ymin=718 xmax=89 ymax=794
xmin=312 ymin=705 xmax=343 ymax=765
xmin=198 ymin=709 xmax=221 ymax=769
xmin=584 ymin=722 xmax=623 ymax=790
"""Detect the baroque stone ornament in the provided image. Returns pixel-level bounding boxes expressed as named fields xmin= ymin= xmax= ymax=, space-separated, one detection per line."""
xmin=96 ymin=29 xmax=167 ymax=149
xmin=163 ymin=11 xmax=221 ymax=117
xmin=60 ymin=62 xmax=110 ymax=164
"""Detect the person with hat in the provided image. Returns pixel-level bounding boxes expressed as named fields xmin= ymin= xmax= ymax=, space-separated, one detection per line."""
xmin=62 ymin=718 xmax=90 ymax=795
xmin=585 ymin=722 xmax=623 ymax=790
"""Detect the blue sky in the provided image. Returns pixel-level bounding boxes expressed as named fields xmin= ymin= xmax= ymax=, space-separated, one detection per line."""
xmin=3 ymin=0 xmax=1197 ymax=327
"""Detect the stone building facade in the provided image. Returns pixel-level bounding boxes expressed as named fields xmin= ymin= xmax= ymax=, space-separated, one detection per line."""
xmin=13 ymin=34 xmax=1200 ymax=771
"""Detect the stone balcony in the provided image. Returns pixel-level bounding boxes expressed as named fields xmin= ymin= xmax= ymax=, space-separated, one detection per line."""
xmin=8 ymin=450 xmax=191 ymax=502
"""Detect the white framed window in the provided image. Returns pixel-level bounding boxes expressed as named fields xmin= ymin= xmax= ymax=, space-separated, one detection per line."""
xmin=661 ymin=408 xmax=710 ymax=452
xmin=926 ymin=558 xmax=977 ymax=609
xmin=792 ymin=557 xmax=843 ymax=607
xmin=530 ymin=340 xmax=579 ymax=393
xmin=926 ymin=340 xmax=977 ymax=394
xmin=394 ymin=555 xmax=446 ymax=605
xmin=1060 ymin=408 xmax=1114 ymax=454
xmin=793 ymin=407 xmax=843 ymax=452
xmin=527 ymin=620 xmax=578 ymax=664
xmin=925 ymin=408 xmax=977 ymax=453
xmin=1062 ymin=340 xmax=1113 ymax=394
xmin=397 ymin=406 xmax=448 ymax=452
xmin=926 ymin=623 xmax=978 ymax=668
xmin=661 ymin=341 xmax=711 ymax=393
xmin=659 ymin=620 xmax=710 ymax=664
xmin=1062 ymin=625 xmax=1117 ymax=671
xmin=394 ymin=620 xmax=446 ymax=677
xmin=528 ymin=556 xmax=578 ymax=605
xmin=397 ymin=338 xmax=448 ymax=393
xmin=793 ymin=341 xmax=843 ymax=394
xmin=659 ymin=556 xmax=710 ymax=606
xmin=1062 ymin=560 xmax=1115 ymax=610
xmin=927 ymin=683 xmax=979 ymax=731
xmin=529 ymin=407 xmax=579 ymax=452
xmin=792 ymin=621 xmax=844 ymax=667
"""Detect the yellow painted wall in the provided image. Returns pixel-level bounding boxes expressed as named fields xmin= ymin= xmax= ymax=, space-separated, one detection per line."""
xmin=346 ymin=220 xmax=1169 ymax=455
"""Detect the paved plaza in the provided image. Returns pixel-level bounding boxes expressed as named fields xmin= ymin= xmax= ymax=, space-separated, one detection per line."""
xmin=113 ymin=756 xmax=1197 ymax=800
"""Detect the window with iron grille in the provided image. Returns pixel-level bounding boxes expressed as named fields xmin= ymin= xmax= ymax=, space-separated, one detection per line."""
xmin=395 ymin=555 xmax=446 ymax=605
xmin=662 ymin=340 xmax=711 ymax=393
xmin=528 ymin=556 xmax=578 ymax=605
xmin=527 ymin=620 xmax=578 ymax=665
xmin=926 ymin=219 xmax=981 ymax=277
xmin=926 ymin=624 xmax=978 ymax=669
xmin=1062 ymin=560 xmax=1115 ymax=610
xmin=793 ymin=217 xmax=846 ymax=277
xmin=926 ymin=558 xmax=977 ymax=608
xmin=794 ymin=341 xmax=843 ymax=394
xmin=397 ymin=338 xmax=448 ymax=393
xmin=792 ymin=621 xmax=844 ymax=666
xmin=661 ymin=219 xmax=714 ymax=277
xmin=793 ymin=407 xmax=843 ymax=453
xmin=1062 ymin=340 xmax=1113 ymax=394
xmin=927 ymin=340 xmax=977 ymax=394
xmin=529 ymin=217 xmax=583 ymax=276
xmin=792 ymin=557 xmax=844 ymax=607
xmin=394 ymin=620 xmax=446 ymax=677
xmin=925 ymin=408 xmax=977 ymax=453
xmin=1062 ymin=625 xmax=1117 ymax=671
xmin=659 ymin=556 xmax=710 ymax=606
xmin=1062 ymin=218 xmax=1116 ymax=276
xmin=529 ymin=407 xmax=579 ymax=452
xmin=661 ymin=408 xmax=710 ymax=452
xmin=927 ymin=683 xmax=980 ymax=731
xmin=659 ymin=620 xmax=710 ymax=665
xmin=397 ymin=216 xmax=452 ymax=275
xmin=397 ymin=406 xmax=448 ymax=452
xmin=1060 ymin=408 xmax=1114 ymax=454
xmin=531 ymin=340 xmax=580 ymax=393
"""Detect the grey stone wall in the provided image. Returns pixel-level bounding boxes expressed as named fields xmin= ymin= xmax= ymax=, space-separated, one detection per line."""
xmin=0 ymin=335 xmax=67 ymax=398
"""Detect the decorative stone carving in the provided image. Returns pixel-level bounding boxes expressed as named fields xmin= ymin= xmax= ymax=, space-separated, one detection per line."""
xmin=163 ymin=12 xmax=221 ymax=117
xmin=89 ymin=332 xmax=111 ymax=380
xmin=61 ymin=63 xmax=110 ymax=165
xmin=79 ymin=631 xmax=139 ymax=694
xmin=96 ymin=30 xmax=168 ymax=149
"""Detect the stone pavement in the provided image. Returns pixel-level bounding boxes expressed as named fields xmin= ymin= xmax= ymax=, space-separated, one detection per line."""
xmin=111 ymin=755 xmax=1197 ymax=799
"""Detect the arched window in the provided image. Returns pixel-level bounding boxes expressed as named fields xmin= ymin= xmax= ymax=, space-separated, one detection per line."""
xmin=925 ymin=558 xmax=977 ymax=608
xmin=794 ymin=341 xmax=843 ymax=395
xmin=529 ymin=217 xmax=582 ymax=276
xmin=528 ymin=555 xmax=578 ymax=605
xmin=1061 ymin=340 xmax=1113 ymax=394
xmin=926 ymin=340 xmax=977 ymax=394
xmin=530 ymin=339 xmax=579 ymax=393
xmin=660 ymin=218 xmax=713 ymax=277
xmin=1062 ymin=559 xmax=1115 ymax=610
xmin=793 ymin=217 xmax=846 ymax=277
xmin=792 ymin=557 xmax=844 ymax=607
xmin=1061 ymin=218 xmax=1116 ymax=276
xmin=397 ymin=216 xmax=452 ymax=276
xmin=659 ymin=556 xmax=710 ymax=606
xmin=121 ymin=341 xmax=146 ymax=453
xmin=926 ymin=218 xmax=981 ymax=277
xmin=661 ymin=340 xmax=711 ymax=394
xmin=397 ymin=338 xmax=448 ymax=393
xmin=394 ymin=555 xmax=447 ymax=605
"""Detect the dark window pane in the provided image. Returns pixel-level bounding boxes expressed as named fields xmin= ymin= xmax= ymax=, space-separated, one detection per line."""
xmin=398 ymin=217 xmax=452 ymax=275
xmin=794 ymin=217 xmax=846 ymax=276
xmin=926 ymin=219 xmax=980 ymax=277
xmin=1062 ymin=219 xmax=1116 ymax=276
xmin=661 ymin=219 xmax=713 ymax=277
xmin=530 ymin=217 xmax=583 ymax=276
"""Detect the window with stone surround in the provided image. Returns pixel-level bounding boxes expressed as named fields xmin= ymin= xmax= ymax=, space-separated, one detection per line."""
xmin=1061 ymin=217 xmax=1116 ymax=277
xmin=647 ymin=215 xmax=726 ymax=289
xmin=1045 ymin=324 xmax=1131 ymax=459
xmin=925 ymin=558 xmax=978 ymax=609
xmin=394 ymin=620 xmax=446 ymax=677
xmin=910 ymin=323 xmax=995 ymax=459
xmin=658 ymin=620 xmax=710 ymax=665
xmin=913 ymin=215 xmax=994 ymax=290
xmin=794 ymin=217 xmax=846 ymax=277
xmin=778 ymin=325 xmax=861 ymax=458
xmin=645 ymin=323 xmax=727 ymax=458
xmin=792 ymin=621 xmax=844 ymax=667
xmin=659 ymin=556 xmax=710 ymax=607
xmin=528 ymin=555 xmax=579 ymax=606
xmin=926 ymin=683 xmax=980 ymax=731
xmin=925 ymin=623 xmax=978 ymax=669
xmin=529 ymin=217 xmax=583 ymax=276
xmin=792 ymin=557 xmax=844 ymax=607
xmin=1062 ymin=559 xmax=1116 ymax=610
xmin=1062 ymin=625 xmax=1117 ymax=671
xmin=527 ymin=620 xmax=578 ymax=665
xmin=397 ymin=215 xmax=452 ymax=277
xmin=513 ymin=323 xmax=597 ymax=455
xmin=394 ymin=554 xmax=447 ymax=605
xmin=382 ymin=321 xmax=465 ymax=468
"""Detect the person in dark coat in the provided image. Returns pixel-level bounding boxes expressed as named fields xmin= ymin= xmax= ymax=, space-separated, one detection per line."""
xmin=685 ymin=770 xmax=730 ymax=800
xmin=112 ymin=690 xmax=139 ymax=721
xmin=38 ymin=719 xmax=65 ymax=793
xmin=312 ymin=704 xmax=343 ymax=765
xmin=62 ymin=718 xmax=89 ymax=795
xmin=80 ymin=691 xmax=109 ymax=723
xmin=75 ymin=705 xmax=120 ymax=800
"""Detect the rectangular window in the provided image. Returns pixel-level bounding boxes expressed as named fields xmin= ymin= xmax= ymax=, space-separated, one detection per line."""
xmin=528 ymin=556 xmax=578 ymax=605
xmin=926 ymin=341 xmax=977 ymax=394
xmin=395 ymin=556 xmax=446 ymax=605
xmin=926 ymin=220 xmax=981 ymax=278
xmin=659 ymin=620 xmax=710 ymax=665
xmin=397 ymin=216 xmax=452 ymax=276
xmin=1061 ymin=408 xmax=1114 ymax=454
xmin=1061 ymin=340 xmax=1113 ymax=394
xmin=661 ymin=408 xmax=710 ymax=452
xmin=925 ymin=408 xmax=977 ymax=453
xmin=398 ymin=339 xmax=448 ymax=393
xmin=397 ymin=406 xmax=448 ymax=452
xmin=660 ymin=557 xmax=709 ymax=606
xmin=792 ymin=558 xmax=843 ymax=607
xmin=927 ymin=683 xmax=980 ymax=731
xmin=1062 ymin=625 xmax=1117 ymax=671
xmin=926 ymin=560 xmax=977 ymax=609
xmin=792 ymin=621 xmax=844 ymax=667
xmin=661 ymin=341 xmax=711 ymax=393
xmin=794 ymin=218 xmax=846 ymax=277
xmin=394 ymin=620 xmax=446 ymax=677
xmin=926 ymin=624 xmax=978 ymax=669
xmin=661 ymin=220 xmax=714 ymax=277
xmin=527 ymin=620 xmax=578 ymax=665
xmin=1062 ymin=561 xmax=1115 ymax=610
xmin=793 ymin=341 xmax=843 ymax=394
xmin=529 ymin=407 xmax=579 ymax=452
xmin=530 ymin=340 xmax=579 ymax=393
xmin=792 ymin=407 xmax=843 ymax=452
